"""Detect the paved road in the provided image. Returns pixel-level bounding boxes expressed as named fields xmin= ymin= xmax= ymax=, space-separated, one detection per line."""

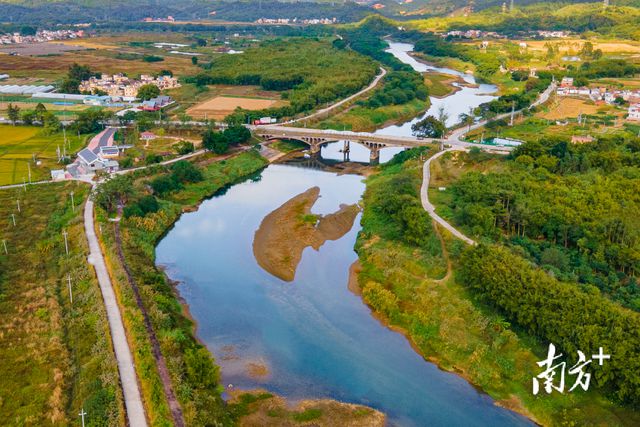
xmin=84 ymin=197 xmax=148 ymax=427
xmin=420 ymin=148 xmax=476 ymax=246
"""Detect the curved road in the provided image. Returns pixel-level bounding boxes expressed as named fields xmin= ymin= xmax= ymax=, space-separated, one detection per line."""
xmin=420 ymin=148 xmax=476 ymax=245
xmin=84 ymin=197 xmax=148 ymax=427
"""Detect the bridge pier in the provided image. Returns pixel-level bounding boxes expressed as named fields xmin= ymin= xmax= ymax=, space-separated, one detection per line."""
xmin=343 ymin=140 xmax=350 ymax=162
xmin=309 ymin=143 xmax=321 ymax=158
xmin=369 ymin=146 xmax=380 ymax=165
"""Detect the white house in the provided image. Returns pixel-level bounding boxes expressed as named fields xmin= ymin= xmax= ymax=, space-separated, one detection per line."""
xmin=628 ymin=104 xmax=640 ymax=121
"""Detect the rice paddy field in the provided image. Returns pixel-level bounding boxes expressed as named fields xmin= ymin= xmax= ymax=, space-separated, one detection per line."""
xmin=0 ymin=125 xmax=87 ymax=186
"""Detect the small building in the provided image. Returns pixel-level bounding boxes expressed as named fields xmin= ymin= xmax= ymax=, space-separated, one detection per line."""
xmin=628 ymin=104 xmax=640 ymax=121
xmin=50 ymin=169 xmax=67 ymax=181
xmin=571 ymin=135 xmax=595 ymax=144
xmin=560 ymin=77 xmax=574 ymax=88
xmin=140 ymin=131 xmax=157 ymax=141
xmin=99 ymin=146 xmax=120 ymax=158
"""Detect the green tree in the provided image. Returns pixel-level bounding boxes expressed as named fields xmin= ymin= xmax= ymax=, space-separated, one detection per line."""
xmin=223 ymin=125 xmax=251 ymax=145
xmin=7 ymin=103 xmax=20 ymax=125
xmin=34 ymin=102 xmax=47 ymax=122
xmin=74 ymin=108 xmax=112 ymax=134
xmin=137 ymin=84 xmax=160 ymax=101
xmin=92 ymin=175 xmax=133 ymax=213
xmin=42 ymin=112 xmax=61 ymax=134
xmin=191 ymin=56 xmax=199 ymax=65
xmin=60 ymin=78 xmax=81 ymax=94
xmin=68 ymin=63 xmax=95 ymax=81
xmin=20 ymin=110 xmax=36 ymax=125
xmin=411 ymin=115 xmax=445 ymax=138
xmin=202 ymin=130 xmax=229 ymax=154
xmin=170 ymin=160 xmax=203 ymax=183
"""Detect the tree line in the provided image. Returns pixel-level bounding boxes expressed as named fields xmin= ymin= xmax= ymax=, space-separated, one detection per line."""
xmin=448 ymin=136 xmax=640 ymax=310
xmin=459 ymin=244 xmax=640 ymax=406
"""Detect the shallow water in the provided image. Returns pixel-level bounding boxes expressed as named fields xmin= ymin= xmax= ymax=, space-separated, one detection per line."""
xmin=156 ymin=166 xmax=531 ymax=427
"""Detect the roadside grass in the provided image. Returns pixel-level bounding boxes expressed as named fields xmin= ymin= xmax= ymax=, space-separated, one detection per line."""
xmin=0 ymin=125 xmax=87 ymax=185
xmin=0 ymin=182 xmax=123 ymax=425
xmin=316 ymin=98 xmax=428 ymax=132
xmin=355 ymin=150 xmax=640 ymax=426
xmin=465 ymin=114 xmax=635 ymax=144
xmin=97 ymin=150 xmax=268 ymax=426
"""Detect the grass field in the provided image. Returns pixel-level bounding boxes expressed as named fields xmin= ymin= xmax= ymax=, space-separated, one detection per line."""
xmin=423 ymin=72 xmax=459 ymax=97
xmin=0 ymin=182 xmax=123 ymax=425
xmin=0 ymin=125 xmax=86 ymax=186
xmin=316 ymin=98 xmax=429 ymax=132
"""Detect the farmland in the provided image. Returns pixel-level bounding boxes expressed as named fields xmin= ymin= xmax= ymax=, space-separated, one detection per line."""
xmin=0 ymin=125 xmax=86 ymax=186
xmin=0 ymin=182 xmax=123 ymax=425
xmin=187 ymin=95 xmax=287 ymax=120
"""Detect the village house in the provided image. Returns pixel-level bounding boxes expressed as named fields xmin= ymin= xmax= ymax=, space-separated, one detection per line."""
xmin=628 ymin=104 xmax=640 ymax=121
xmin=79 ymin=73 xmax=180 ymax=99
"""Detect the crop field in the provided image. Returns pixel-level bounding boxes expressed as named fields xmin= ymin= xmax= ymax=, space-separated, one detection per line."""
xmin=0 ymin=182 xmax=123 ymax=425
xmin=0 ymin=125 xmax=86 ymax=185
xmin=186 ymin=95 xmax=285 ymax=119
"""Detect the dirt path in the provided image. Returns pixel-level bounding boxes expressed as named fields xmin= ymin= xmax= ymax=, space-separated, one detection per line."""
xmin=113 ymin=222 xmax=185 ymax=427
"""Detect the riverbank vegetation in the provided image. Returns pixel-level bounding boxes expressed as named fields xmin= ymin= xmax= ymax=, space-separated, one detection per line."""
xmin=95 ymin=150 xmax=268 ymax=425
xmin=355 ymin=147 xmax=640 ymax=425
xmin=0 ymin=182 xmax=123 ymax=425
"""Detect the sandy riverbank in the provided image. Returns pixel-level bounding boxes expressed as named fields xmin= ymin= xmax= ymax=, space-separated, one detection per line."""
xmin=230 ymin=390 xmax=386 ymax=427
xmin=253 ymin=186 xmax=360 ymax=281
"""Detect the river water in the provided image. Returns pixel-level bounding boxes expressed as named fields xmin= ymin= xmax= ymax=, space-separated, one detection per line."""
xmin=156 ymin=44 xmax=531 ymax=426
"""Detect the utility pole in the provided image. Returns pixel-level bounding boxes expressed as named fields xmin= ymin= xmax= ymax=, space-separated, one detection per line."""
xmin=62 ymin=229 xmax=69 ymax=255
xmin=2 ymin=239 xmax=7 ymax=255
xmin=79 ymin=408 xmax=86 ymax=427
xmin=11 ymin=213 xmax=16 ymax=226
xmin=67 ymin=274 xmax=73 ymax=304
xmin=70 ymin=191 xmax=75 ymax=212
xmin=27 ymin=162 xmax=31 ymax=184
xmin=509 ymin=101 xmax=515 ymax=126
xmin=16 ymin=199 xmax=20 ymax=213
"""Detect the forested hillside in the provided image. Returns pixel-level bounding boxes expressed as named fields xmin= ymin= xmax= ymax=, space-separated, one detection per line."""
xmin=445 ymin=137 xmax=640 ymax=310
xmin=0 ymin=0 xmax=372 ymax=23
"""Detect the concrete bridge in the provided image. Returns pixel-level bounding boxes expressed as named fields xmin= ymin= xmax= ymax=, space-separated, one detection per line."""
xmin=253 ymin=125 xmax=438 ymax=162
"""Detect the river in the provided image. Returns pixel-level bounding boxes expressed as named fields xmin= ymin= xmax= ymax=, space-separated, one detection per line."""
xmin=156 ymin=43 xmax=531 ymax=426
